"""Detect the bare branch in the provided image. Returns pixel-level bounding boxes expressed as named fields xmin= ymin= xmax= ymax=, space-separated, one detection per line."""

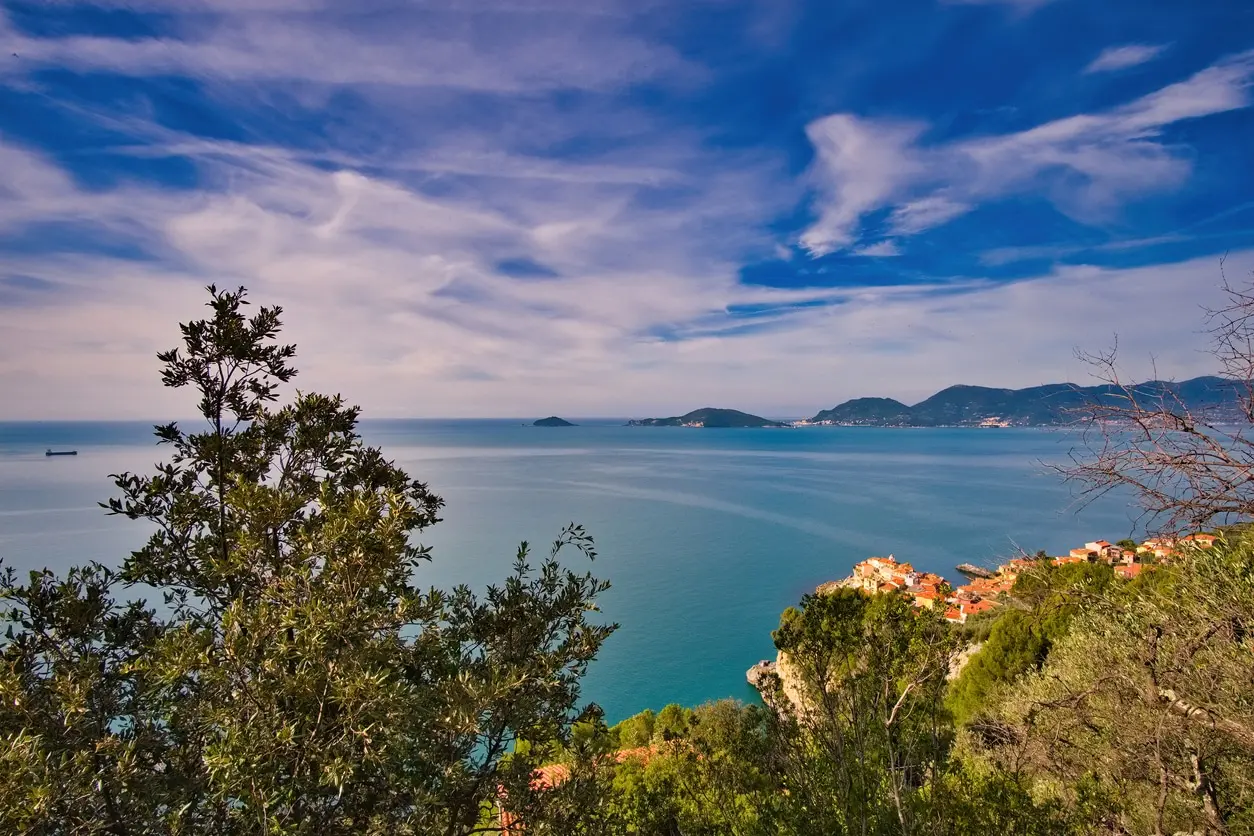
xmin=1056 ymin=264 xmax=1254 ymax=535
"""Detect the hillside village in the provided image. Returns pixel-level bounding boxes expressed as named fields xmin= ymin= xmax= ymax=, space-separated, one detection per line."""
xmin=834 ymin=532 xmax=1218 ymax=624
xmin=747 ymin=531 xmax=1222 ymax=699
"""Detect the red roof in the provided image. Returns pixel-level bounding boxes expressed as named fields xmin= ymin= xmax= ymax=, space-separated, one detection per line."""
xmin=962 ymin=599 xmax=997 ymax=616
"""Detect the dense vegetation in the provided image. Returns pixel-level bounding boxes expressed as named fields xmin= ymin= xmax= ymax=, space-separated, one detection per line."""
xmin=3 ymin=286 xmax=1253 ymax=834
xmin=0 ymin=289 xmax=615 ymax=835
xmin=587 ymin=545 xmax=1253 ymax=835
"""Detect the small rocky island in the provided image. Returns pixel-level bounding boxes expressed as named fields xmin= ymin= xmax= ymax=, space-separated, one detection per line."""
xmin=627 ymin=407 xmax=789 ymax=428
xmin=533 ymin=416 xmax=576 ymax=427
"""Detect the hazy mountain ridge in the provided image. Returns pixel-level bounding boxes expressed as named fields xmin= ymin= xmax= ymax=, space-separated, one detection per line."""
xmin=808 ymin=376 xmax=1242 ymax=427
xmin=627 ymin=407 xmax=790 ymax=428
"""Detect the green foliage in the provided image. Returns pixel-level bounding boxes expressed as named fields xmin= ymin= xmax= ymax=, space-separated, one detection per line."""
xmin=771 ymin=588 xmax=961 ymax=834
xmin=948 ymin=610 xmax=1044 ymax=726
xmin=970 ymin=537 xmax=1254 ymax=834
xmin=948 ymin=561 xmax=1114 ymax=725
xmin=651 ymin=704 xmax=692 ymax=742
xmin=924 ymin=764 xmax=1093 ymax=836
xmin=610 ymin=709 xmax=656 ymax=749
xmin=1009 ymin=560 xmax=1114 ymax=607
xmin=0 ymin=286 xmax=616 ymax=835
xmin=1116 ymin=538 xmax=1138 ymax=551
xmin=602 ymin=700 xmax=783 ymax=836
xmin=956 ymin=606 xmax=1003 ymax=643
xmin=600 ymin=529 xmax=1254 ymax=835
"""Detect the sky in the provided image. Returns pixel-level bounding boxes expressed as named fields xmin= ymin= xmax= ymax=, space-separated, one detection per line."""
xmin=1 ymin=0 xmax=1252 ymax=419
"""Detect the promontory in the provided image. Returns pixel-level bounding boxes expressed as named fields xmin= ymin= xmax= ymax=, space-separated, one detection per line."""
xmin=627 ymin=408 xmax=789 ymax=428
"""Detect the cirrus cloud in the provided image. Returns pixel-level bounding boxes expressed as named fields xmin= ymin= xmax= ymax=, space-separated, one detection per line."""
xmin=799 ymin=49 xmax=1254 ymax=255
xmin=1085 ymin=43 xmax=1169 ymax=74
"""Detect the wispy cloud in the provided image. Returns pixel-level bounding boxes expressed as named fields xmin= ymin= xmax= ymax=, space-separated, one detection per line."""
xmin=1085 ymin=43 xmax=1168 ymax=74
xmin=851 ymin=240 xmax=902 ymax=257
xmin=798 ymin=116 xmax=925 ymax=255
xmin=799 ymin=49 xmax=1254 ymax=255
xmin=0 ymin=0 xmax=1248 ymax=418
xmin=0 ymin=137 xmax=1236 ymax=417
xmin=0 ymin=126 xmax=1241 ymax=418
xmin=978 ymin=235 xmax=1188 ymax=266
xmin=0 ymin=2 xmax=696 ymax=92
xmin=888 ymin=197 xmax=971 ymax=236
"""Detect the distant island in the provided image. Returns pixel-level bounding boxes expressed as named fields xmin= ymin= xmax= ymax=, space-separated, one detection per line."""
xmin=800 ymin=376 xmax=1240 ymax=428
xmin=533 ymin=416 xmax=576 ymax=427
xmin=627 ymin=407 xmax=790 ymax=428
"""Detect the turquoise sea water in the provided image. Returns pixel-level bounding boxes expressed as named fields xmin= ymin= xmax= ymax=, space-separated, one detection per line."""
xmin=0 ymin=419 xmax=1144 ymax=722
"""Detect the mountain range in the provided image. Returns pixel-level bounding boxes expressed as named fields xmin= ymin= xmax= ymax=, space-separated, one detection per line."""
xmin=624 ymin=377 xmax=1244 ymax=429
xmin=805 ymin=376 xmax=1242 ymax=427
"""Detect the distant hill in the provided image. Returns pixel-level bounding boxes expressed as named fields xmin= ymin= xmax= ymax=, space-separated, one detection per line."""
xmin=533 ymin=416 xmax=575 ymax=427
xmin=628 ymin=407 xmax=790 ymax=428
xmin=806 ymin=376 xmax=1242 ymax=427
xmin=810 ymin=397 xmax=914 ymax=426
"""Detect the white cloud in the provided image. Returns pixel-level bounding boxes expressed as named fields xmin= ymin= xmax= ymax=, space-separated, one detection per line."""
xmin=0 ymin=3 xmax=1242 ymax=419
xmin=0 ymin=129 xmax=795 ymax=417
xmin=1085 ymin=44 xmax=1168 ymax=74
xmin=0 ymin=3 xmax=695 ymax=92
xmin=0 ymin=131 xmax=1238 ymax=419
xmin=798 ymin=115 xmax=925 ymax=255
xmin=850 ymin=240 xmax=902 ymax=257
xmin=799 ymin=50 xmax=1254 ymax=255
xmin=888 ymin=196 xmax=971 ymax=235
xmin=978 ymin=234 xmax=1190 ymax=266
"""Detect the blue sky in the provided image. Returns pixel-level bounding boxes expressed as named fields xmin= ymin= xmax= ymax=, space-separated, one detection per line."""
xmin=1 ymin=0 xmax=1252 ymax=418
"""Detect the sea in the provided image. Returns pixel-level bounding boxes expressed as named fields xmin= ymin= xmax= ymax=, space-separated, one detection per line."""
xmin=0 ymin=419 xmax=1145 ymax=723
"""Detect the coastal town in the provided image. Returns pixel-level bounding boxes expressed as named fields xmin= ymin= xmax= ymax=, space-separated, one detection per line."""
xmin=837 ymin=532 xmax=1217 ymax=624
xmin=746 ymin=532 xmax=1219 ymax=694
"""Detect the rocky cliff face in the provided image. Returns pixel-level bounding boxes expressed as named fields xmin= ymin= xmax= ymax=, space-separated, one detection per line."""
xmin=772 ymin=649 xmax=810 ymax=719
xmin=761 ymin=643 xmax=975 ymax=721
xmin=746 ymin=649 xmax=811 ymax=720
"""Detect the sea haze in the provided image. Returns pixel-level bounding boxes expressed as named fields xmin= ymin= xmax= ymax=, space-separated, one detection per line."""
xmin=0 ymin=419 xmax=1145 ymax=721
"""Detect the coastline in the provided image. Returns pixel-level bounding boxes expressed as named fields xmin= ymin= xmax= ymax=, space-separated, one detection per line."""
xmin=743 ymin=533 xmax=1208 ymax=711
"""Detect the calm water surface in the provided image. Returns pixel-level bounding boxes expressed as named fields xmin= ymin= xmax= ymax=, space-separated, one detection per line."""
xmin=0 ymin=419 xmax=1144 ymax=721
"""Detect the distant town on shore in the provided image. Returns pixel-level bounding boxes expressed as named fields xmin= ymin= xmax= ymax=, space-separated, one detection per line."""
xmin=621 ymin=375 xmax=1239 ymax=429
xmin=835 ymin=532 xmax=1214 ymax=625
